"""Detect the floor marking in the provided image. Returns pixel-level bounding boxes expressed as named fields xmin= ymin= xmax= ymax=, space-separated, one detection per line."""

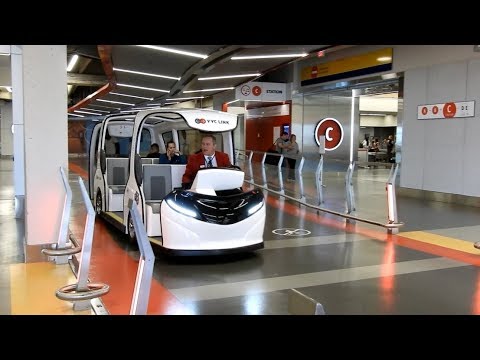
xmin=264 ymin=233 xmax=374 ymax=249
xmin=170 ymin=257 xmax=468 ymax=302
xmin=400 ymin=231 xmax=479 ymax=255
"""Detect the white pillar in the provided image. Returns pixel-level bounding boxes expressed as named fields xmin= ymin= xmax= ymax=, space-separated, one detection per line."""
xmin=11 ymin=45 xmax=68 ymax=245
xmin=0 ymin=101 xmax=13 ymax=156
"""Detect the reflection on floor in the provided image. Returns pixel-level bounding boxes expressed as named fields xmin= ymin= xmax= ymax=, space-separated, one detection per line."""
xmin=1 ymin=157 xmax=480 ymax=315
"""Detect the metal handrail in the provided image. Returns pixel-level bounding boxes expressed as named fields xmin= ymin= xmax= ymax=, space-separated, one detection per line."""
xmin=243 ymin=180 xmax=403 ymax=229
xmin=238 ymin=148 xmax=403 ymax=230
xmin=128 ymin=200 xmax=155 ymax=315
xmin=386 ymin=163 xmax=403 ymax=230
xmin=55 ymin=177 xmax=109 ymax=310
xmin=345 ymin=161 xmax=356 ymax=214
xmin=42 ymin=167 xmax=80 ymax=263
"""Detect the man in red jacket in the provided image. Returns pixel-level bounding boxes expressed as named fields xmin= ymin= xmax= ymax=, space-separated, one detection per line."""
xmin=182 ymin=134 xmax=232 ymax=189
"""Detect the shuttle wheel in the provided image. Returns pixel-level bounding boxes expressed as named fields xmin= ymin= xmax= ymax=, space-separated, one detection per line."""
xmin=127 ymin=213 xmax=136 ymax=244
xmin=95 ymin=191 xmax=103 ymax=215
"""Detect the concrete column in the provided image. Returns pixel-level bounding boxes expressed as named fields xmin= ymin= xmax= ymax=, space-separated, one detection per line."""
xmin=0 ymin=101 xmax=13 ymax=156
xmin=11 ymin=45 xmax=68 ymax=248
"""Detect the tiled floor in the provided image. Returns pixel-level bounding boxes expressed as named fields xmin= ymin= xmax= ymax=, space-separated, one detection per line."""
xmin=1 ymin=157 xmax=480 ymax=315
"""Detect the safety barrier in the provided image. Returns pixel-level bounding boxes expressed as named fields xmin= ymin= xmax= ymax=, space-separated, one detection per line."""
xmin=236 ymin=149 xmax=403 ymax=230
xmin=288 ymin=289 xmax=325 ymax=315
xmin=42 ymin=167 xmax=81 ymax=264
xmin=55 ymin=176 xmax=109 ymax=310
xmin=128 ymin=200 xmax=155 ymax=315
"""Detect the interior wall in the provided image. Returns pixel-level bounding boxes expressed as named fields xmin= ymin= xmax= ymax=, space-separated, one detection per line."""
xmin=298 ymin=90 xmax=356 ymax=161
xmin=245 ymin=114 xmax=291 ymax=153
xmin=402 ymin=58 xmax=480 ymax=196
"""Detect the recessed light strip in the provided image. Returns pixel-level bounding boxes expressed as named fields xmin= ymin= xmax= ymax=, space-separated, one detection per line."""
xmin=110 ymin=92 xmax=153 ymax=100
xmin=81 ymin=107 xmax=109 ymax=113
xmin=198 ymin=73 xmax=261 ymax=80
xmin=88 ymin=104 xmax=121 ymax=110
xmin=231 ymin=53 xmax=308 ymax=60
xmin=74 ymin=110 xmax=104 ymax=116
xmin=165 ymin=96 xmax=205 ymax=101
xmin=137 ymin=45 xmax=208 ymax=59
xmin=97 ymin=99 xmax=135 ymax=106
xmin=183 ymin=87 xmax=234 ymax=93
xmin=67 ymin=54 xmax=79 ymax=71
xmin=117 ymin=83 xmax=169 ymax=93
xmin=113 ymin=67 xmax=180 ymax=81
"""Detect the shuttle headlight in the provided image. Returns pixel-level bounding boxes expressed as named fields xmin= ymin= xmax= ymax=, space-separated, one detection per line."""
xmin=165 ymin=198 xmax=200 ymax=219
xmin=247 ymin=200 xmax=264 ymax=216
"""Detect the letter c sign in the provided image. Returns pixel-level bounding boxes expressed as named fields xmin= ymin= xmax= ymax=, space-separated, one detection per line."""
xmin=314 ymin=118 xmax=344 ymax=151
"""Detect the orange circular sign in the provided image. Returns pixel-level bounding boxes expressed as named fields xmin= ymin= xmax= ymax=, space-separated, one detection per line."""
xmin=314 ymin=118 xmax=344 ymax=151
xmin=421 ymin=107 xmax=428 ymax=115
xmin=432 ymin=106 xmax=439 ymax=114
xmin=443 ymin=102 xmax=456 ymax=118
xmin=252 ymin=86 xmax=262 ymax=96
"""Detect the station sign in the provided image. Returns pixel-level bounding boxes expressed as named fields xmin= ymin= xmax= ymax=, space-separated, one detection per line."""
xmin=235 ymin=82 xmax=288 ymax=102
xmin=417 ymin=101 xmax=475 ymax=120
xmin=314 ymin=117 xmax=344 ymax=151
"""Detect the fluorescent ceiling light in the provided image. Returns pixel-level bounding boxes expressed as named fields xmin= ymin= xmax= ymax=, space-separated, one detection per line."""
xmin=81 ymin=107 xmax=109 ymax=113
xmin=226 ymin=99 xmax=239 ymax=105
xmin=110 ymin=92 xmax=153 ymax=100
xmin=360 ymin=113 xmax=387 ymax=116
xmin=198 ymin=73 xmax=261 ymax=80
xmin=67 ymin=54 xmax=79 ymax=72
xmin=88 ymin=104 xmax=121 ymax=110
xmin=164 ymin=102 xmax=179 ymax=105
xmin=113 ymin=67 xmax=180 ymax=81
xmin=137 ymin=45 xmax=208 ymax=59
xmin=120 ymin=107 xmax=161 ymax=113
xmin=377 ymin=56 xmax=392 ymax=62
xmin=183 ymin=87 xmax=234 ymax=93
xmin=117 ymin=83 xmax=169 ymax=93
xmin=69 ymin=113 xmax=85 ymax=117
xmin=97 ymin=99 xmax=135 ymax=106
xmin=231 ymin=53 xmax=308 ymax=60
xmin=165 ymin=96 xmax=205 ymax=101
xmin=0 ymin=53 xmax=10 ymax=56
xmin=74 ymin=110 xmax=104 ymax=116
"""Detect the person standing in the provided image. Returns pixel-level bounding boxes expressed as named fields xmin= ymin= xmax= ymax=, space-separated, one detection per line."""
xmin=181 ymin=134 xmax=231 ymax=189
xmin=386 ymin=135 xmax=395 ymax=163
xmin=285 ymin=134 xmax=299 ymax=181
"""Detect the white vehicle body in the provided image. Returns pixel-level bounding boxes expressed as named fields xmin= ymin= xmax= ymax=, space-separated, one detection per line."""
xmin=89 ymin=108 xmax=265 ymax=255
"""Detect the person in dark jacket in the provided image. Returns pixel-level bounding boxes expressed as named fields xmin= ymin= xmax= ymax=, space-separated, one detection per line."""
xmin=159 ymin=141 xmax=186 ymax=164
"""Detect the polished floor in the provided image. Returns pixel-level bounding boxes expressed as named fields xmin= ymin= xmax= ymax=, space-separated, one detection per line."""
xmin=1 ymin=157 xmax=480 ymax=315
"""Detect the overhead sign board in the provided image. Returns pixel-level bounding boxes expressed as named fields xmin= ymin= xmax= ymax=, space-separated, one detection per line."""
xmin=417 ymin=101 xmax=475 ymax=120
xmin=301 ymin=48 xmax=393 ymax=86
xmin=235 ymin=82 xmax=288 ymax=102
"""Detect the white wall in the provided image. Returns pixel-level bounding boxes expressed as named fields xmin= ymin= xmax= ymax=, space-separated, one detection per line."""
xmin=360 ymin=115 xmax=397 ymax=127
xmin=402 ymin=58 xmax=480 ymax=196
xmin=0 ymin=101 xmax=13 ymax=155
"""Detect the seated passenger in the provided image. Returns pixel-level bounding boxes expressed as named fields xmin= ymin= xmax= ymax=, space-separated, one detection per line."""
xmin=159 ymin=141 xmax=186 ymax=164
xmin=105 ymin=131 xmax=119 ymax=157
xmin=181 ymin=134 xmax=231 ymax=189
xmin=146 ymin=143 xmax=160 ymax=158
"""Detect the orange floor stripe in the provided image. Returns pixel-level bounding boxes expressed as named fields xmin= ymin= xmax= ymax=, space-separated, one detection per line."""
xmin=266 ymin=195 xmax=480 ymax=266
xmin=69 ymin=162 xmax=190 ymax=315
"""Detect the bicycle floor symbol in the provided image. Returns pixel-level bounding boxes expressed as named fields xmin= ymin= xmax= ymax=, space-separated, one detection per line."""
xmin=272 ymin=228 xmax=311 ymax=236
